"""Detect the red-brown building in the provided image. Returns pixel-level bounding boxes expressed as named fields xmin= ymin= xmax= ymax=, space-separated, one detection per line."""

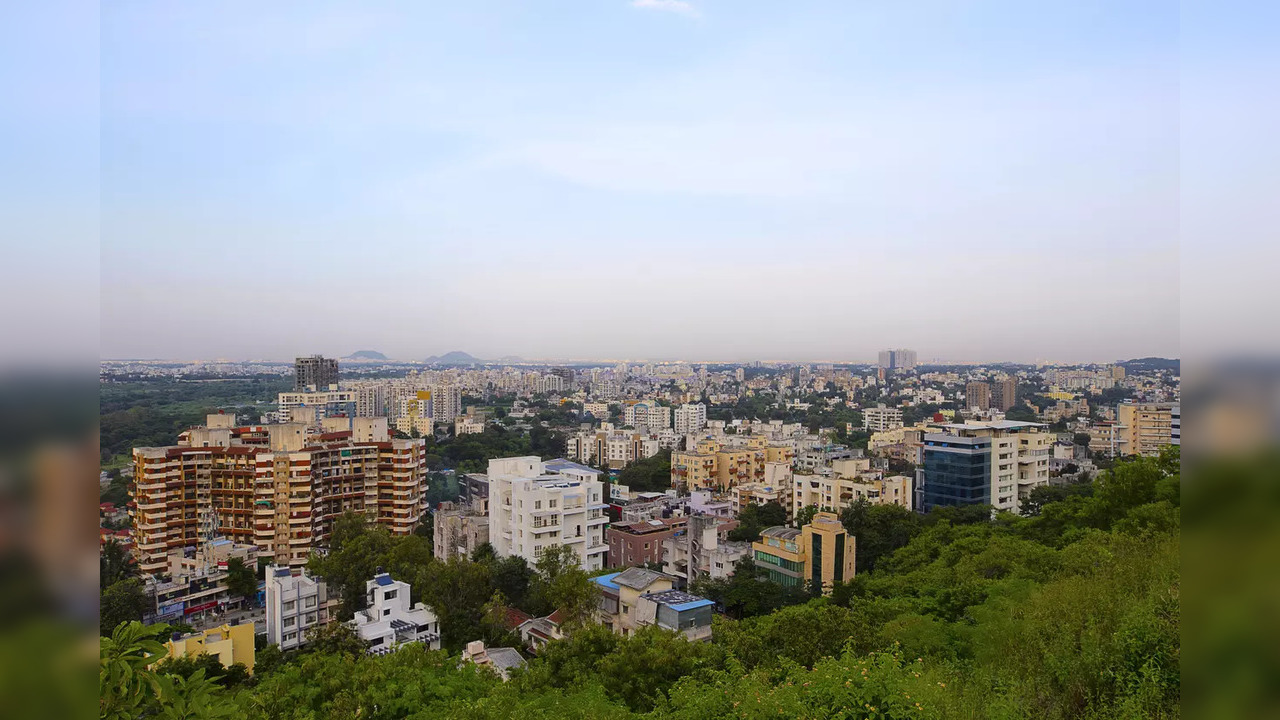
xmin=606 ymin=517 xmax=687 ymax=568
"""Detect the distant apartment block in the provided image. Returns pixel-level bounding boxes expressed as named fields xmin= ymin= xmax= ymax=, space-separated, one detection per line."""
xmin=877 ymin=349 xmax=917 ymax=371
xmin=990 ymin=377 xmax=1018 ymax=412
xmin=623 ymin=401 xmax=672 ymax=430
xmin=671 ymin=436 xmax=794 ymax=493
xmin=916 ymin=420 xmax=1052 ymax=514
xmin=793 ymin=471 xmax=913 ymax=515
xmin=862 ymin=405 xmax=904 ymax=432
xmin=295 ymin=355 xmax=339 ymax=392
xmin=1116 ymin=402 xmax=1180 ymax=457
xmin=165 ymin=623 xmax=256 ymax=673
xmin=673 ymin=403 xmax=709 ymax=434
xmin=965 ymin=381 xmax=991 ymax=411
xmin=487 ymin=457 xmax=609 ymax=571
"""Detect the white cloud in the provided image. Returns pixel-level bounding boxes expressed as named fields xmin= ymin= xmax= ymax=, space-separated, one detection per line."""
xmin=630 ymin=0 xmax=699 ymax=18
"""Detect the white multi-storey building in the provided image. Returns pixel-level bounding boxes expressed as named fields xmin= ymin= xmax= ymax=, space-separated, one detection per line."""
xmin=862 ymin=405 xmax=904 ymax=432
xmin=265 ymin=565 xmax=333 ymax=651
xmin=487 ymin=457 xmax=609 ymax=570
xmin=674 ymin=403 xmax=708 ymax=434
xmin=350 ymin=573 xmax=441 ymax=655
xmin=623 ymin=402 xmax=672 ymax=431
xmin=432 ymin=386 xmax=463 ymax=423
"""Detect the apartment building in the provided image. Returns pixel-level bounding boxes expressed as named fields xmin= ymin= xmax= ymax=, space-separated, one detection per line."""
xmin=793 ymin=473 xmax=913 ymax=516
xmin=433 ymin=500 xmax=491 ymax=561
xmin=1116 ymin=402 xmax=1180 ymax=457
xmin=990 ymin=377 xmax=1019 ymax=412
xmin=607 ymin=517 xmax=686 ymax=568
xmin=395 ymin=391 xmax=434 ymax=436
xmin=662 ymin=514 xmax=749 ymax=586
xmin=350 ymin=573 xmax=441 ymax=654
xmin=583 ymin=402 xmax=611 ymax=419
xmin=277 ymin=389 xmax=358 ymax=420
xmin=673 ymin=403 xmax=708 ymax=434
xmin=862 ymin=405 xmax=904 ymax=432
xmin=455 ymin=416 xmax=485 ymax=435
xmin=131 ymin=416 xmax=427 ymax=574
xmin=670 ymin=436 xmax=794 ymax=492
xmin=730 ymin=479 xmax=791 ymax=516
xmin=564 ymin=429 xmax=661 ymax=469
xmin=295 ymin=355 xmax=339 ymax=392
xmin=878 ymin=349 xmax=917 ymax=371
xmin=487 ymin=457 xmax=609 ymax=570
xmin=965 ymin=381 xmax=991 ymax=411
xmin=432 ymin=386 xmax=463 ymax=424
xmin=265 ymin=565 xmax=334 ymax=651
xmin=623 ymin=401 xmax=672 ymax=430
xmin=751 ymin=512 xmax=855 ymax=595
xmin=916 ymin=420 xmax=1052 ymax=514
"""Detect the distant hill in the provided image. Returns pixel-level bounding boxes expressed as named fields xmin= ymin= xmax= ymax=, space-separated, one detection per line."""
xmin=345 ymin=350 xmax=389 ymax=361
xmin=1120 ymin=357 xmax=1179 ymax=373
xmin=425 ymin=351 xmax=482 ymax=365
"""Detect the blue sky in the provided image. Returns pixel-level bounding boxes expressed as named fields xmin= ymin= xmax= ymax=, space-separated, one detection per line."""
xmin=92 ymin=1 xmax=1189 ymax=363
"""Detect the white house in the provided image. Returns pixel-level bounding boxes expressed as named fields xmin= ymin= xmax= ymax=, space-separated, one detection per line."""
xmin=349 ymin=573 xmax=441 ymax=655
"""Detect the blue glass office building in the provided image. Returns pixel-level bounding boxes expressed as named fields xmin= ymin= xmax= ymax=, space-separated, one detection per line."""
xmin=917 ymin=434 xmax=992 ymax=510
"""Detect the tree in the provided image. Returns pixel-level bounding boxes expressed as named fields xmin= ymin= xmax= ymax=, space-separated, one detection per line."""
xmin=616 ymin=449 xmax=673 ymax=493
xmin=530 ymin=545 xmax=600 ymax=628
xmin=100 ymin=621 xmax=237 ymax=720
xmin=1073 ymin=432 xmax=1092 ymax=447
xmin=101 ymin=578 xmax=149 ymax=637
xmin=692 ymin=557 xmax=810 ymax=620
xmin=839 ymin=499 xmax=921 ymax=573
xmin=100 ymin=538 xmax=137 ymax=589
xmin=417 ymin=555 xmax=496 ymax=651
xmin=794 ymin=504 xmax=821 ymax=528
xmin=728 ymin=501 xmax=789 ymax=542
xmin=224 ymin=556 xmax=258 ymax=604
xmin=307 ymin=511 xmax=432 ymax=618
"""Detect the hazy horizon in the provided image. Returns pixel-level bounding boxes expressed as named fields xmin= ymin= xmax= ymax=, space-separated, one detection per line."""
xmin=99 ymin=2 xmax=1179 ymax=364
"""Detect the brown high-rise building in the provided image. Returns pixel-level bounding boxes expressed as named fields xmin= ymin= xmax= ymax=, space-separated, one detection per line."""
xmin=295 ymin=355 xmax=339 ymax=391
xmin=965 ymin=381 xmax=991 ymax=411
xmin=131 ymin=415 xmax=424 ymax=575
xmin=991 ymin=378 xmax=1018 ymax=411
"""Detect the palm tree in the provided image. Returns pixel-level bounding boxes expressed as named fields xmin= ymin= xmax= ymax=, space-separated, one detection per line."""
xmin=100 ymin=539 xmax=136 ymax=589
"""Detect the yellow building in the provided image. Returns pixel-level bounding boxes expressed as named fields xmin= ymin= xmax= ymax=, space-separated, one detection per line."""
xmin=164 ymin=622 xmax=255 ymax=673
xmin=1116 ymin=402 xmax=1178 ymax=457
xmin=793 ymin=472 xmax=913 ymax=515
xmin=671 ymin=436 xmax=795 ymax=492
xmin=751 ymin=512 xmax=855 ymax=595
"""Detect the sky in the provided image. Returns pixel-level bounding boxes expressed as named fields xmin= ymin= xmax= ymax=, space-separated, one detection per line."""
xmin=87 ymin=1 xmax=1197 ymax=364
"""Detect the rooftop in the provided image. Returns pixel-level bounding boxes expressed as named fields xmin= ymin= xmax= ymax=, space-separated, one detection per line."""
xmin=543 ymin=459 xmax=602 ymax=475
xmin=644 ymin=589 xmax=716 ymax=612
xmin=760 ymin=526 xmax=801 ymax=541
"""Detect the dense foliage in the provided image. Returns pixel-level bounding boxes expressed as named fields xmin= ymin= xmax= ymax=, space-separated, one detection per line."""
xmin=102 ymin=449 xmax=1180 ymax=719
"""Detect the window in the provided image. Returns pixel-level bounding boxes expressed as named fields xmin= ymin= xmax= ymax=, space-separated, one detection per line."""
xmin=304 ymin=597 xmax=316 ymax=608
xmin=384 ymin=589 xmax=397 ymax=600
xmin=282 ymin=601 xmax=296 ymax=612
xmin=534 ymin=500 xmax=542 ymax=509
xmin=283 ymin=617 xmax=294 ymax=628
xmin=549 ymin=498 xmax=557 ymax=508
xmin=383 ymin=608 xmax=391 ymax=616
